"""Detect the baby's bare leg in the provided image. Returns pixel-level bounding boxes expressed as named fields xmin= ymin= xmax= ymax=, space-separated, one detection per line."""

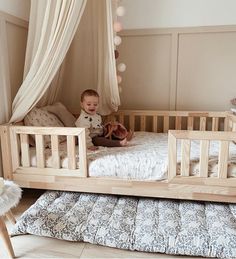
xmin=92 ymin=136 xmax=123 ymax=147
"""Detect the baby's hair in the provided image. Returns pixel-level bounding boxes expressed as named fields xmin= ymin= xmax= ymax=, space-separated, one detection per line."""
xmin=81 ymin=89 xmax=99 ymax=102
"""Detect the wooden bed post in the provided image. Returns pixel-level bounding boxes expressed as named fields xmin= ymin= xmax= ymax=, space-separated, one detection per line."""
xmin=79 ymin=129 xmax=88 ymax=177
xmin=168 ymin=131 xmax=177 ymax=181
xmin=0 ymin=125 xmax=13 ymax=180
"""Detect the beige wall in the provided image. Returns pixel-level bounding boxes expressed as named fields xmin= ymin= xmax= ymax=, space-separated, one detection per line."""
xmin=5 ymin=19 xmax=28 ymax=102
xmin=118 ymin=25 xmax=236 ymax=111
xmin=0 ymin=11 xmax=28 ymax=177
xmin=0 ymin=0 xmax=30 ymax=21
xmin=121 ymin=0 xmax=236 ymax=29
xmin=0 ymin=11 xmax=28 ymax=102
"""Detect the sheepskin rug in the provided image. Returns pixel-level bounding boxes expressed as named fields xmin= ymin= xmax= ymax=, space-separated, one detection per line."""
xmin=0 ymin=180 xmax=22 ymax=216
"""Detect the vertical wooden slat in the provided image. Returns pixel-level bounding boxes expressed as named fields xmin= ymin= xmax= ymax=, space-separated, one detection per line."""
xmin=224 ymin=117 xmax=229 ymax=131
xmin=107 ymin=115 xmax=113 ymax=122
xmin=164 ymin=116 xmax=169 ymax=133
xmin=212 ymin=117 xmax=219 ymax=131
xmin=67 ymin=135 xmax=76 ymax=170
xmin=20 ymin=134 xmax=30 ymax=167
xmin=168 ymin=132 xmax=177 ymax=181
xmin=199 ymin=140 xmax=209 ymax=177
xmin=119 ymin=114 xmax=124 ymax=125
xmin=233 ymin=121 xmax=236 ymax=132
xmin=129 ymin=115 xmax=135 ymax=131
xmin=180 ymin=139 xmax=190 ymax=176
xmin=0 ymin=126 xmax=13 ymax=179
xmin=35 ymin=135 xmax=45 ymax=168
xmin=200 ymin=117 xmax=206 ymax=131
xmin=9 ymin=128 xmax=20 ymax=172
xmin=175 ymin=116 xmax=182 ymax=130
xmin=153 ymin=116 xmax=158 ymax=133
xmin=140 ymin=116 xmax=146 ymax=131
xmin=51 ymin=135 xmax=60 ymax=169
xmin=218 ymin=141 xmax=229 ymax=179
xmin=79 ymin=129 xmax=87 ymax=177
xmin=187 ymin=117 xmax=193 ymax=130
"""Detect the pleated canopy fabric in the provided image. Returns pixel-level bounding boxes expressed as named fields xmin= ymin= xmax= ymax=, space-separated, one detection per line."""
xmin=10 ymin=0 xmax=120 ymax=122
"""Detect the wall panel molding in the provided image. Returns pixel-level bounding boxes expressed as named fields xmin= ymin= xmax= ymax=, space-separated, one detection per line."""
xmin=0 ymin=11 xmax=28 ymax=177
xmin=119 ymin=25 xmax=236 ymax=111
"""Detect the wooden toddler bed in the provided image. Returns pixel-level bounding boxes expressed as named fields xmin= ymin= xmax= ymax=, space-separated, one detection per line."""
xmin=1 ymin=110 xmax=236 ymax=203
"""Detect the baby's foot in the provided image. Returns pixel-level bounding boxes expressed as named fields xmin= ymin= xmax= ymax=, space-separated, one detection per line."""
xmin=126 ymin=130 xmax=134 ymax=141
xmin=120 ymin=138 xmax=127 ymax=146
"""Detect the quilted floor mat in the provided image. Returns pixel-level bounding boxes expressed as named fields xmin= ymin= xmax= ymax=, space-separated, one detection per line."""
xmin=12 ymin=191 xmax=236 ymax=258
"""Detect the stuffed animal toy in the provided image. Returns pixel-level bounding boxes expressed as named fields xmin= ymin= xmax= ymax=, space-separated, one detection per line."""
xmin=103 ymin=121 xmax=128 ymax=140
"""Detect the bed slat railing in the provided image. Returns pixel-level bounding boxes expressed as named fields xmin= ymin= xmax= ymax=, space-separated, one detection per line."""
xmin=199 ymin=140 xmax=209 ymax=177
xmin=218 ymin=141 xmax=229 ymax=179
xmin=20 ymin=134 xmax=30 ymax=167
xmin=168 ymin=130 xmax=236 ymax=186
xmin=67 ymin=135 xmax=76 ymax=170
xmin=108 ymin=110 xmax=227 ymax=132
xmin=8 ymin=126 xmax=87 ymax=178
xmin=180 ymin=139 xmax=190 ymax=176
xmin=35 ymin=135 xmax=45 ymax=168
xmin=51 ymin=135 xmax=60 ymax=169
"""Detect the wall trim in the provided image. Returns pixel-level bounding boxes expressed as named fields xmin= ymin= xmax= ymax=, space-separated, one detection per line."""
xmin=0 ymin=10 xmax=28 ymax=28
xmin=120 ymin=25 xmax=236 ymax=37
xmin=119 ymin=25 xmax=236 ymax=110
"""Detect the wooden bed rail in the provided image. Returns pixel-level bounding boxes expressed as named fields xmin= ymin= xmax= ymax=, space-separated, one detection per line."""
xmin=1 ymin=125 xmax=87 ymax=179
xmin=1 ymin=110 xmax=236 ymax=203
xmin=107 ymin=110 xmax=228 ymax=132
xmin=168 ymin=130 xmax=236 ymax=186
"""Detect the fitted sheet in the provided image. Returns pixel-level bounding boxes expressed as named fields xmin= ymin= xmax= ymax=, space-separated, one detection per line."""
xmin=27 ymin=132 xmax=236 ymax=180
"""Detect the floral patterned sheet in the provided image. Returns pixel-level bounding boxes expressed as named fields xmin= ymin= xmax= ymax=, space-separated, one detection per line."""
xmin=28 ymin=132 xmax=236 ymax=180
xmin=12 ymin=191 xmax=236 ymax=258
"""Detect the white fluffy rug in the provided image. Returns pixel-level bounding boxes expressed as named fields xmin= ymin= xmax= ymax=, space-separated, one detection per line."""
xmin=0 ymin=180 xmax=22 ymax=216
xmin=12 ymin=191 xmax=236 ymax=258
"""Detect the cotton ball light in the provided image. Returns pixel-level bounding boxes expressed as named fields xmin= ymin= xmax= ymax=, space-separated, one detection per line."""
xmin=118 ymin=86 xmax=122 ymax=93
xmin=114 ymin=35 xmax=122 ymax=46
xmin=117 ymin=63 xmax=126 ymax=72
xmin=113 ymin=21 xmax=122 ymax=32
xmin=116 ymin=6 xmax=126 ymax=17
xmin=117 ymin=75 xmax=122 ymax=84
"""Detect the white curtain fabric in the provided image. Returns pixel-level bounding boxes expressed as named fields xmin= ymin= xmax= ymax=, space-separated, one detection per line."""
xmin=96 ymin=0 xmax=120 ymax=115
xmin=10 ymin=0 xmax=87 ymax=123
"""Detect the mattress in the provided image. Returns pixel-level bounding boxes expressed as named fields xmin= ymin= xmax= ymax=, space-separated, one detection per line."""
xmin=11 ymin=190 xmax=236 ymax=258
xmin=27 ymin=132 xmax=236 ymax=180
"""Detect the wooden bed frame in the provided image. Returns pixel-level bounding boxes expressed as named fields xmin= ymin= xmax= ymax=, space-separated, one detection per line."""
xmin=1 ymin=110 xmax=236 ymax=203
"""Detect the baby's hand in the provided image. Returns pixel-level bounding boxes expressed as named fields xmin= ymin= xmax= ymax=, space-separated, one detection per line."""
xmin=88 ymin=146 xmax=99 ymax=151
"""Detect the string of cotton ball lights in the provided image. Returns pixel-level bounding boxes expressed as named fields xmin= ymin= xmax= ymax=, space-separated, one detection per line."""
xmin=114 ymin=1 xmax=126 ymax=94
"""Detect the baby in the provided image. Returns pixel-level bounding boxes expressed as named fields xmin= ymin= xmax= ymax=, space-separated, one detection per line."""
xmin=75 ymin=89 xmax=132 ymax=148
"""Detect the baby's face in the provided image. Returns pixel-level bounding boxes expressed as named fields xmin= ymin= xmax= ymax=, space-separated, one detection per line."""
xmin=81 ymin=95 xmax=99 ymax=115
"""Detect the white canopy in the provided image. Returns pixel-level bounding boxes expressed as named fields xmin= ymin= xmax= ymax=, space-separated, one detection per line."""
xmin=9 ymin=0 xmax=120 ymax=122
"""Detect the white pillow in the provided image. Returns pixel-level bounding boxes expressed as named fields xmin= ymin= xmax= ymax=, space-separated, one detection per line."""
xmin=42 ymin=102 xmax=76 ymax=127
xmin=24 ymin=107 xmax=66 ymax=147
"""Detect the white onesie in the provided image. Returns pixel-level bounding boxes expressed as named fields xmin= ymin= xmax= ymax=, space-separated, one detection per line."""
xmin=75 ymin=110 xmax=103 ymax=146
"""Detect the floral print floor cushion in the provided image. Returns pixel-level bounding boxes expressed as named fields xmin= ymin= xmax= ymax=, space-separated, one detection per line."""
xmin=12 ymin=191 xmax=236 ymax=258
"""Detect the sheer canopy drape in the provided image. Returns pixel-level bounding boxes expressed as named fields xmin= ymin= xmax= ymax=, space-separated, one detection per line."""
xmin=10 ymin=0 xmax=120 ymax=122
xmin=96 ymin=0 xmax=120 ymax=115
xmin=10 ymin=0 xmax=87 ymax=122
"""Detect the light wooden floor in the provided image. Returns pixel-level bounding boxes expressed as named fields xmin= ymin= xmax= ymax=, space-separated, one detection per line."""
xmin=0 ymin=189 xmax=203 ymax=259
